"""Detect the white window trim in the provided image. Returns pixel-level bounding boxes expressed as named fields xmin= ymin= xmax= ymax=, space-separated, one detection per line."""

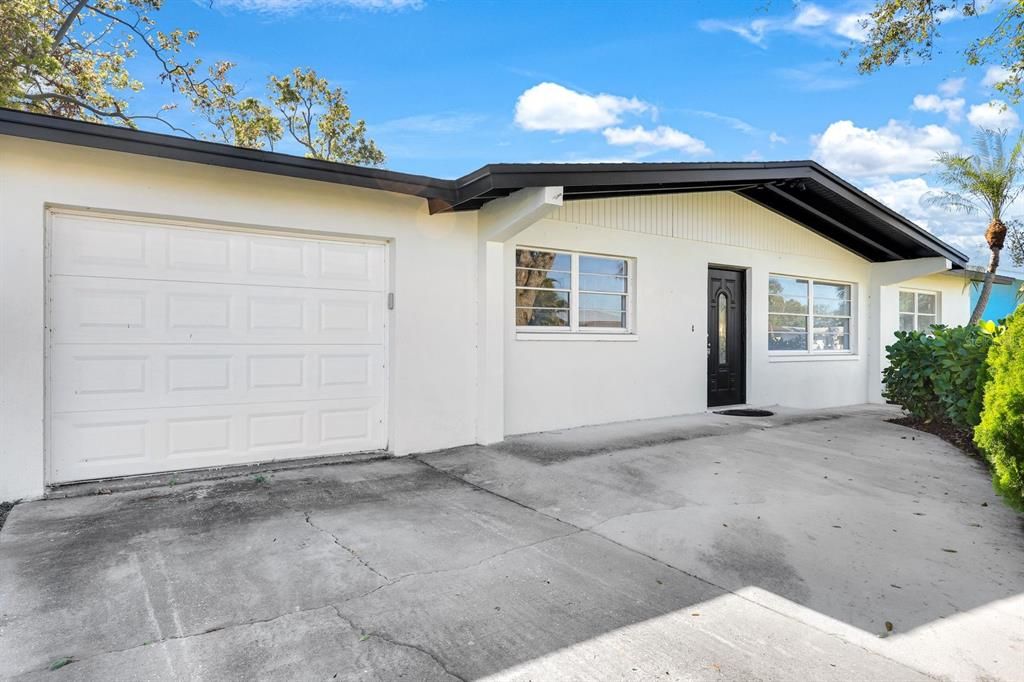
xmin=515 ymin=247 xmax=636 ymax=335
xmin=898 ymin=288 xmax=941 ymax=332
xmin=768 ymin=274 xmax=856 ymax=356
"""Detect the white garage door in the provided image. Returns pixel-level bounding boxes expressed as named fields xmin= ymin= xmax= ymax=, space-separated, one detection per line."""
xmin=47 ymin=212 xmax=388 ymax=484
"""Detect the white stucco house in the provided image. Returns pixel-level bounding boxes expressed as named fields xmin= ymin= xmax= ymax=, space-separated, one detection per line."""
xmin=0 ymin=109 xmax=981 ymax=500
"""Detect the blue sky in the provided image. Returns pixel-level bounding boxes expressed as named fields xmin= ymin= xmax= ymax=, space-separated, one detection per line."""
xmin=143 ymin=0 xmax=1021 ymax=271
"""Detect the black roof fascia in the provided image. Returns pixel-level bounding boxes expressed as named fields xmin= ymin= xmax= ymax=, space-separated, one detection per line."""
xmin=440 ymin=161 xmax=968 ymax=267
xmin=0 ymin=108 xmax=968 ymax=267
xmin=0 ymin=108 xmax=455 ymax=202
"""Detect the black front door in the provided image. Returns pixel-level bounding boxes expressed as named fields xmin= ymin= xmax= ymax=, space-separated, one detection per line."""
xmin=707 ymin=268 xmax=746 ymax=407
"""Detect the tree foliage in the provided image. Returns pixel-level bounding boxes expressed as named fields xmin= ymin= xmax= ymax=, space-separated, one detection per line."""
xmin=0 ymin=0 xmax=384 ymax=165
xmin=925 ymin=129 xmax=1024 ymax=323
xmin=849 ymin=0 xmax=1024 ymax=103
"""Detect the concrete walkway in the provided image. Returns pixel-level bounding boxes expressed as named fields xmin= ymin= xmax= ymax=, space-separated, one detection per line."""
xmin=1 ymin=406 xmax=1021 ymax=680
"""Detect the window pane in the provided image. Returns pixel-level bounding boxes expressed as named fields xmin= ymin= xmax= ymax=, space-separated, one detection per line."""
xmin=768 ymin=276 xmax=808 ymax=314
xmin=917 ymin=314 xmax=936 ymax=331
xmin=814 ymin=316 xmax=851 ymax=333
xmin=580 ymin=256 xmax=627 ymax=276
xmin=516 ymin=289 xmax=569 ymax=309
xmin=517 ymin=307 xmax=569 ymax=327
xmin=814 ymin=334 xmax=850 ymax=351
xmin=769 ymin=332 xmax=808 ymax=351
xmin=899 ymin=314 xmax=916 ymax=331
xmin=769 ymin=313 xmax=808 ymax=333
xmin=814 ymin=298 xmax=851 ymax=316
xmin=813 ymin=282 xmax=850 ymax=302
xmin=813 ymin=317 xmax=850 ymax=351
xmin=899 ymin=291 xmax=916 ymax=313
xmin=769 ymin=276 xmax=809 ymax=299
xmin=580 ymin=309 xmax=627 ymax=328
xmin=580 ymin=293 xmax=626 ymax=328
xmin=516 ymin=249 xmax=570 ymax=273
xmin=516 ymin=268 xmax=570 ymax=290
xmin=579 ymin=273 xmax=627 ymax=293
xmin=917 ymin=293 xmax=936 ymax=315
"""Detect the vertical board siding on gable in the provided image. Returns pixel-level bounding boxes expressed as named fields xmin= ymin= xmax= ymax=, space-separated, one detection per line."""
xmin=549 ymin=191 xmax=847 ymax=261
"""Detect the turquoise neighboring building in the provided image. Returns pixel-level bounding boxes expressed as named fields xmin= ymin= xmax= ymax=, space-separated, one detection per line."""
xmin=970 ymin=276 xmax=1021 ymax=321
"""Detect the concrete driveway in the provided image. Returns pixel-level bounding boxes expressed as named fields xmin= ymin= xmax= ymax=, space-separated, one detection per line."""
xmin=1 ymin=406 xmax=1021 ymax=681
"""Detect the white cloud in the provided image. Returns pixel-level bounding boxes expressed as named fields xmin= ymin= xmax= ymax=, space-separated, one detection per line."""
xmin=514 ymin=83 xmax=650 ymax=134
xmin=793 ymin=4 xmax=831 ymax=28
xmin=862 ymin=177 xmax=935 ymax=218
xmin=862 ymin=176 xmax=990 ymax=264
xmin=811 ymin=119 xmax=961 ymax=177
xmin=769 ymin=131 xmax=788 ymax=145
xmin=966 ymin=100 xmax=1021 ymax=130
xmin=911 ymin=93 xmax=965 ymax=121
xmin=685 ymin=110 xmax=757 ymax=134
xmin=696 ymin=18 xmax=773 ymax=46
xmin=603 ymin=125 xmax=710 ymax=155
xmin=938 ymin=77 xmax=966 ymax=96
xmin=833 ymin=13 xmax=871 ymax=40
xmin=214 ymin=0 xmax=422 ymax=11
xmin=699 ymin=5 xmax=870 ymax=45
xmin=982 ymin=65 xmax=1013 ymax=87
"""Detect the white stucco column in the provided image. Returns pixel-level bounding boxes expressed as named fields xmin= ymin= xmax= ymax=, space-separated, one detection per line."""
xmin=475 ymin=186 xmax=563 ymax=444
xmin=866 ymin=257 xmax=951 ymax=402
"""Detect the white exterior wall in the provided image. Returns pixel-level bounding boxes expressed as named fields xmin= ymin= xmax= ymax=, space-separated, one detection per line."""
xmin=0 ymin=136 xmax=972 ymax=499
xmin=0 ymin=136 xmax=478 ymax=500
xmin=866 ymin=272 xmax=972 ymax=401
xmin=503 ymin=193 xmax=963 ymax=435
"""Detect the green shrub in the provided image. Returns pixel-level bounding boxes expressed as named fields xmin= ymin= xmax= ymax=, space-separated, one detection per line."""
xmin=975 ymin=309 xmax=1024 ymax=510
xmin=883 ymin=323 xmax=999 ymax=430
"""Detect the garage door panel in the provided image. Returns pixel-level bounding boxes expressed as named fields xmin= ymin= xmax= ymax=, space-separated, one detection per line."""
xmin=51 ymin=214 xmax=387 ymax=291
xmin=50 ymin=345 xmax=385 ymax=413
xmin=48 ymin=213 xmax=389 ymax=484
xmin=50 ymin=398 xmax=385 ymax=482
xmin=51 ymin=276 xmax=385 ymax=345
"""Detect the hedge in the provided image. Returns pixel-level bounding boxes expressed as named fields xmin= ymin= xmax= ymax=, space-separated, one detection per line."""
xmin=882 ymin=323 xmax=998 ymax=430
xmin=975 ymin=309 xmax=1024 ymax=510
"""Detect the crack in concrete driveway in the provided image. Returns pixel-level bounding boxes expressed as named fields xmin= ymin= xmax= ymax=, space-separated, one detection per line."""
xmin=1 ymin=407 xmax=1021 ymax=680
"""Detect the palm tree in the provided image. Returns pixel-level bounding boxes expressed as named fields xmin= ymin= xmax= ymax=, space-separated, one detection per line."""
xmin=927 ymin=129 xmax=1024 ymax=324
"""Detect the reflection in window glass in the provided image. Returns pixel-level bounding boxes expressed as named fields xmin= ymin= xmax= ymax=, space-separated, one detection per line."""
xmin=718 ymin=292 xmax=728 ymax=364
xmin=515 ymin=249 xmax=571 ymax=327
xmin=515 ymin=248 xmax=631 ymax=332
xmin=898 ymin=290 xmax=939 ymax=332
xmin=580 ymin=293 xmax=626 ymax=328
xmin=580 ymin=255 xmax=627 ymax=276
xmin=813 ymin=316 xmax=850 ymax=351
xmin=769 ymin=275 xmax=852 ymax=352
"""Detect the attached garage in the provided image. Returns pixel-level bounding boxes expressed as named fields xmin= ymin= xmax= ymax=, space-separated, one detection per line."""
xmin=0 ymin=110 xmax=974 ymax=501
xmin=47 ymin=211 xmax=389 ymax=483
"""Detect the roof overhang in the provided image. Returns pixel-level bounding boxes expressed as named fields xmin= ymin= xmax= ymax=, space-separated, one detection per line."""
xmin=0 ymin=108 xmax=452 ymax=202
xmin=431 ymin=162 xmax=969 ymax=267
xmin=949 ymin=267 xmax=1016 ymax=285
xmin=0 ymin=108 xmax=968 ymax=267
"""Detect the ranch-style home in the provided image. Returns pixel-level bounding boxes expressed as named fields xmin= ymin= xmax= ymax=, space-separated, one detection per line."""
xmin=0 ymin=109 xmax=978 ymax=500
